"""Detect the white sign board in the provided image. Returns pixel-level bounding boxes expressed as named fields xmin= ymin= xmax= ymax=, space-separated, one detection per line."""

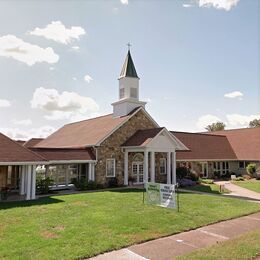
xmin=146 ymin=182 xmax=176 ymax=209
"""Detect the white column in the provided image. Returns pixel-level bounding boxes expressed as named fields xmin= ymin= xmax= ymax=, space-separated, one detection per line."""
xmin=23 ymin=166 xmax=27 ymax=195
xmin=26 ymin=165 xmax=32 ymax=200
xmin=124 ymin=151 xmax=128 ymax=186
xmin=91 ymin=163 xmax=95 ymax=181
xmin=172 ymin=151 xmax=176 ymax=184
xmin=20 ymin=165 xmax=25 ymax=195
xmin=31 ymin=165 xmax=36 ymax=200
xmin=167 ymin=152 xmax=171 ymax=184
xmin=150 ymin=151 xmax=155 ymax=183
xmin=144 ymin=150 xmax=148 ymax=185
xmin=88 ymin=163 xmax=92 ymax=181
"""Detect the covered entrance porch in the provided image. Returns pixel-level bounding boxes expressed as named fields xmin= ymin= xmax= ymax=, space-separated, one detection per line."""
xmin=0 ymin=164 xmax=38 ymax=201
xmin=122 ymin=128 xmax=188 ymax=186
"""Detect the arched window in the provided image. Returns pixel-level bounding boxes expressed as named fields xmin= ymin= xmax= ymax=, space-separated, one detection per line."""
xmin=133 ymin=153 xmax=144 ymax=162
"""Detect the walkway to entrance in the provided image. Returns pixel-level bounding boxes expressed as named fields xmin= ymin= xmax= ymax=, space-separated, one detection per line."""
xmin=215 ymin=181 xmax=260 ymax=201
xmin=90 ymin=212 xmax=260 ymax=260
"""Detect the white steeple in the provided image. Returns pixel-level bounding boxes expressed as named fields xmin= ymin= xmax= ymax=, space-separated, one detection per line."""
xmin=112 ymin=49 xmax=146 ymax=117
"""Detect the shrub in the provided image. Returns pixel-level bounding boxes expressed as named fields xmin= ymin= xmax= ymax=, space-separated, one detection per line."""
xmin=107 ymin=178 xmax=118 ymax=188
xmin=235 ymin=176 xmax=244 ymax=181
xmin=178 ymin=178 xmax=196 ymax=187
xmin=176 ymin=167 xmax=190 ymax=180
xmin=246 ymin=163 xmax=256 ymax=176
xmin=189 ymin=172 xmax=199 ymax=182
xmin=87 ymin=180 xmax=98 ymax=190
xmin=199 ymin=178 xmax=214 ymax=184
xmin=213 ymin=171 xmax=221 ymax=179
xmin=71 ymin=178 xmax=98 ymax=190
xmin=36 ymin=177 xmax=54 ymax=194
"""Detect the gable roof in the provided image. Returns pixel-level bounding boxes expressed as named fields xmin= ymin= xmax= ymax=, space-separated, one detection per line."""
xmin=119 ymin=50 xmax=139 ymax=78
xmin=0 ymin=133 xmax=46 ymax=164
xmin=208 ymin=127 xmax=260 ymax=160
xmin=122 ymin=128 xmax=188 ymax=151
xmin=24 ymin=138 xmax=44 ymax=148
xmin=172 ymin=131 xmax=237 ymax=161
xmin=122 ymin=128 xmax=164 ymax=147
xmin=35 ymin=107 xmax=156 ymax=149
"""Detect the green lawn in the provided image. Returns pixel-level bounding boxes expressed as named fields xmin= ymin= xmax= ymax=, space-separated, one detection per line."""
xmin=179 ymin=229 xmax=260 ymax=260
xmin=184 ymin=183 xmax=230 ymax=194
xmin=1 ymin=189 xmax=260 ymax=259
xmin=233 ymin=179 xmax=260 ymax=193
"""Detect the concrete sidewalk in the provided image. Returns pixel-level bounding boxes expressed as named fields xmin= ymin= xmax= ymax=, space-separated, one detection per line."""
xmin=90 ymin=212 xmax=260 ymax=260
xmin=215 ymin=181 xmax=260 ymax=201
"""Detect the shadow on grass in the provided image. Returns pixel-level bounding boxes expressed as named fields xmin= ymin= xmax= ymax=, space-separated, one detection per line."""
xmin=185 ymin=184 xmax=220 ymax=194
xmin=0 ymin=197 xmax=64 ymax=210
xmin=108 ymin=188 xmax=145 ymax=193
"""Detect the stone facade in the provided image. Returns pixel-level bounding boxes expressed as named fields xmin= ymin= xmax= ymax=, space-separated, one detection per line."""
xmin=95 ymin=109 xmax=157 ymax=186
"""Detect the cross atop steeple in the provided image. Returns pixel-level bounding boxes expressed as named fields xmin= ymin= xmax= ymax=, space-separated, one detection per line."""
xmin=127 ymin=42 xmax=131 ymax=51
xmin=119 ymin=48 xmax=138 ymax=78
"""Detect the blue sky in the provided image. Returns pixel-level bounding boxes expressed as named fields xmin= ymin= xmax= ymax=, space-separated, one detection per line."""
xmin=0 ymin=0 xmax=259 ymax=139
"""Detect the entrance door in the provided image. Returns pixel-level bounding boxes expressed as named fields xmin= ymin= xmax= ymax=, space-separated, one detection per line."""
xmin=201 ymin=162 xmax=208 ymax=178
xmin=132 ymin=162 xmax=144 ymax=184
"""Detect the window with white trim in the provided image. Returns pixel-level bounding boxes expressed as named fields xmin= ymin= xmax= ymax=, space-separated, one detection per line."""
xmin=239 ymin=161 xmax=249 ymax=169
xmin=106 ymin=159 xmax=116 ymax=177
xmin=222 ymin=162 xmax=229 ymax=175
xmin=213 ymin=162 xmax=221 ymax=175
xmin=159 ymin=158 xmax=166 ymax=175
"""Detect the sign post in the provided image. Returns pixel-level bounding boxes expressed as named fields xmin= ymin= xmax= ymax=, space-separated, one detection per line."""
xmin=146 ymin=182 xmax=177 ymax=209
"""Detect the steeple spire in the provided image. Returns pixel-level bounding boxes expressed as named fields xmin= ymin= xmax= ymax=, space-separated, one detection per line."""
xmin=119 ymin=50 xmax=139 ymax=79
xmin=112 ymin=48 xmax=146 ymax=117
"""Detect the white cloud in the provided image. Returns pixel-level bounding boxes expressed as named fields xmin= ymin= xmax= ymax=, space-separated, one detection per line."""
xmin=11 ymin=119 xmax=32 ymax=126
xmin=224 ymin=91 xmax=243 ymax=99
xmin=183 ymin=4 xmax=193 ymax=8
xmin=30 ymin=21 xmax=86 ymax=44
xmin=0 ymin=35 xmax=59 ymax=66
xmin=226 ymin=114 xmax=260 ymax=127
xmin=120 ymin=0 xmax=128 ymax=4
xmin=0 ymin=99 xmax=11 ymax=107
xmin=72 ymin=77 xmax=77 ymax=81
xmin=49 ymin=67 xmax=55 ymax=70
xmin=0 ymin=125 xmax=56 ymax=140
xmin=71 ymin=46 xmax=80 ymax=51
xmin=196 ymin=114 xmax=222 ymax=130
xmin=31 ymin=87 xmax=99 ymax=121
xmin=199 ymin=0 xmax=239 ymax=11
xmin=84 ymin=74 xmax=93 ymax=83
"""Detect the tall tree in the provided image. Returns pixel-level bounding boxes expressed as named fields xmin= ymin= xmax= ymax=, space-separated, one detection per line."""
xmin=249 ymin=119 xmax=260 ymax=128
xmin=205 ymin=122 xmax=225 ymax=132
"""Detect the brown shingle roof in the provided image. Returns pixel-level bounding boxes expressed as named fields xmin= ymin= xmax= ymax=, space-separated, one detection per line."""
xmin=35 ymin=112 xmax=135 ymax=149
xmin=208 ymin=127 xmax=260 ymax=160
xmin=16 ymin=140 xmax=26 ymax=146
xmin=122 ymin=128 xmax=164 ymax=147
xmin=0 ymin=133 xmax=46 ymax=163
xmin=24 ymin=138 xmax=44 ymax=148
xmin=31 ymin=148 xmax=95 ymax=162
xmin=172 ymin=132 xmax=237 ymax=161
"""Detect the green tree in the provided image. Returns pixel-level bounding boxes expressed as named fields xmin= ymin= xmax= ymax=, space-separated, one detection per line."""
xmin=249 ymin=119 xmax=260 ymax=128
xmin=205 ymin=122 xmax=225 ymax=132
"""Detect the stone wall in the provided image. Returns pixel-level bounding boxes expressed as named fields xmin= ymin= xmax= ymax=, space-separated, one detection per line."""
xmin=95 ymin=109 xmax=157 ymax=186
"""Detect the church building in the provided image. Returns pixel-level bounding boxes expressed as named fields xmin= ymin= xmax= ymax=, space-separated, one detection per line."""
xmin=30 ymin=50 xmax=188 ymax=188
xmin=0 ymin=50 xmax=259 ymax=200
